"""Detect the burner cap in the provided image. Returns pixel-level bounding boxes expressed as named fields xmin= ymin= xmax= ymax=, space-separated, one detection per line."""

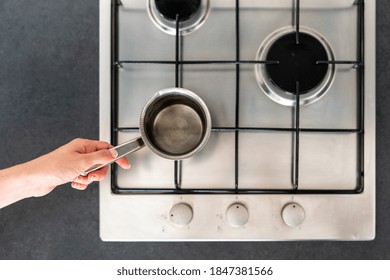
xmin=155 ymin=0 xmax=201 ymax=22
xmin=255 ymin=26 xmax=335 ymax=106
xmin=265 ymin=32 xmax=329 ymax=94
xmin=148 ymin=0 xmax=210 ymax=36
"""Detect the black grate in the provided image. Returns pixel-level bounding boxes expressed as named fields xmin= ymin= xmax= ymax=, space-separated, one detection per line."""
xmin=110 ymin=0 xmax=365 ymax=195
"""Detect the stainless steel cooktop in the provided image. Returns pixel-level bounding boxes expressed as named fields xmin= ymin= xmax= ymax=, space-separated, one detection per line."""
xmin=99 ymin=0 xmax=375 ymax=241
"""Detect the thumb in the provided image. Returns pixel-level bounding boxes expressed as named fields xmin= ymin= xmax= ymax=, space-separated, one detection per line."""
xmin=83 ymin=149 xmax=118 ymax=167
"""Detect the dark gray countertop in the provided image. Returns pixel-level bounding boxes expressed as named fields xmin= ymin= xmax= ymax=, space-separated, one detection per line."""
xmin=0 ymin=0 xmax=389 ymax=259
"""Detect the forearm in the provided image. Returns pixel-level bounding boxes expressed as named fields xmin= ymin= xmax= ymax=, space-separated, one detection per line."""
xmin=0 ymin=154 xmax=62 ymax=208
xmin=0 ymin=162 xmax=37 ymax=209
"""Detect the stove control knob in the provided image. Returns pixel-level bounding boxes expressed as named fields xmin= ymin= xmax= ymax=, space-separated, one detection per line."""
xmin=227 ymin=203 xmax=249 ymax=227
xmin=169 ymin=203 xmax=193 ymax=226
xmin=282 ymin=203 xmax=305 ymax=227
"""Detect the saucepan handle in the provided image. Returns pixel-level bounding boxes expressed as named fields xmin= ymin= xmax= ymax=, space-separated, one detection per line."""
xmin=81 ymin=137 xmax=145 ymax=176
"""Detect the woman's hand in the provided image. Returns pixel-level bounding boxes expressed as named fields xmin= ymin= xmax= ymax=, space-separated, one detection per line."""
xmin=0 ymin=138 xmax=130 ymax=208
xmin=29 ymin=138 xmax=130 ymax=195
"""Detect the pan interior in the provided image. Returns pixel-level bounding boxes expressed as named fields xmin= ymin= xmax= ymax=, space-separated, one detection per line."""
xmin=144 ymin=96 xmax=207 ymax=156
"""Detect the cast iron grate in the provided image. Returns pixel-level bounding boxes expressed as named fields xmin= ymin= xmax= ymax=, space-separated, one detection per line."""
xmin=110 ymin=0 xmax=365 ymax=195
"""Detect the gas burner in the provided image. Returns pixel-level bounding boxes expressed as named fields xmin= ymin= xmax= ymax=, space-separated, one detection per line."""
xmin=266 ymin=33 xmax=329 ymax=94
xmin=155 ymin=0 xmax=201 ymax=22
xmin=147 ymin=0 xmax=210 ymax=35
xmin=255 ymin=26 xmax=335 ymax=106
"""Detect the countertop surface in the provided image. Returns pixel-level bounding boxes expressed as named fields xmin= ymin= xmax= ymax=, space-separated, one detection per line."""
xmin=0 ymin=0 xmax=389 ymax=259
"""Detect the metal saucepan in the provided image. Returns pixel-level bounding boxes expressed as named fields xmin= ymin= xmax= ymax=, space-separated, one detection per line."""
xmin=81 ymin=87 xmax=212 ymax=176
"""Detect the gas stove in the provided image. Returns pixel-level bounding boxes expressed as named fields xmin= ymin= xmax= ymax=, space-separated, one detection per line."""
xmin=99 ymin=0 xmax=375 ymax=241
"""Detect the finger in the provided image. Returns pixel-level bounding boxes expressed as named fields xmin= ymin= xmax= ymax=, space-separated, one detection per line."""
xmin=73 ymin=175 xmax=90 ymax=185
xmin=115 ymin=157 xmax=131 ymax=170
xmin=71 ymin=182 xmax=89 ymax=191
xmin=72 ymin=138 xmax=112 ymax=153
xmin=87 ymin=166 xmax=109 ymax=182
xmin=87 ymin=141 xmax=112 ymax=153
xmin=83 ymin=149 xmax=117 ymax=167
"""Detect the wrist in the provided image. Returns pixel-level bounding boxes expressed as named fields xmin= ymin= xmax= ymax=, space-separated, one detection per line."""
xmin=19 ymin=156 xmax=62 ymax=197
xmin=0 ymin=157 xmax=58 ymax=202
xmin=0 ymin=163 xmax=36 ymax=208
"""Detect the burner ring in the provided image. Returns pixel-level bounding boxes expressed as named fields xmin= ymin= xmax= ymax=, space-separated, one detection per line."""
xmin=255 ymin=26 xmax=335 ymax=106
xmin=147 ymin=0 xmax=210 ymax=36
